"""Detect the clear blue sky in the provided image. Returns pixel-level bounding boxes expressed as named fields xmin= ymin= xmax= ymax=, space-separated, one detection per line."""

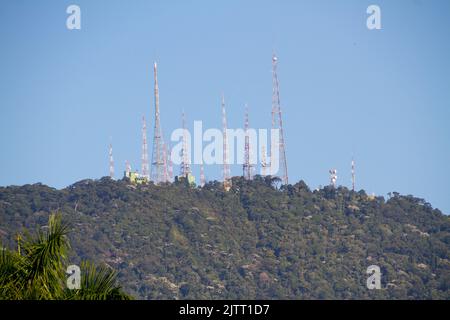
xmin=0 ymin=0 xmax=449 ymax=214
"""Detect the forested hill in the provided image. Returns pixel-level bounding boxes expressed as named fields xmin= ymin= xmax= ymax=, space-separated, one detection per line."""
xmin=0 ymin=176 xmax=449 ymax=299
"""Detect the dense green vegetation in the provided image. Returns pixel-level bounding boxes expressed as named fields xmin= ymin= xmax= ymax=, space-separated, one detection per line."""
xmin=0 ymin=213 xmax=131 ymax=300
xmin=0 ymin=176 xmax=449 ymax=299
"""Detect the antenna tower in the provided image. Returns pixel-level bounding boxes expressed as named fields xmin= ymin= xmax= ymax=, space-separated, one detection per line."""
xmin=180 ymin=111 xmax=191 ymax=177
xmin=271 ymin=54 xmax=289 ymax=184
xmin=109 ymin=143 xmax=114 ymax=179
xmin=150 ymin=62 xmax=168 ymax=184
xmin=141 ymin=116 xmax=149 ymax=179
xmin=243 ymin=104 xmax=254 ymax=180
xmin=351 ymin=158 xmax=355 ymax=191
xmin=222 ymin=94 xmax=232 ymax=191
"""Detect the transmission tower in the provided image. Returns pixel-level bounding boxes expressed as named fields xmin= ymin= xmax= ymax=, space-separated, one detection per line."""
xmin=109 ymin=143 xmax=114 ymax=179
xmin=270 ymin=54 xmax=289 ymax=184
xmin=351 ymin=158 xmax=355 ymax=191
xmin=221 ymin=94 xmax=232 ymax=191
xmin=141 ymin=116 xmax=149 ymax=179
xmin=150 ymin=62 xmax=168 ymax=184
xmin=243 ymin=104 xmax=254 ymax=180
xmin=180 ymin=111 xmax=191 ymax=177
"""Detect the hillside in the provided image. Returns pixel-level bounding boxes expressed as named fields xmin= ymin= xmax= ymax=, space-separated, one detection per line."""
xmin=0 ymin=176 xmax=449 ymax=299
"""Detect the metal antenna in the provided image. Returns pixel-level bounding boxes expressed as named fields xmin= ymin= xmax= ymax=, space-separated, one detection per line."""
xmin=109 ymin=142 xmax=114 ymax=179
xmin=243 ymin=104 xmax=254 ymax=180
xmin=141 ymin=116 xmax=149 ymax=179
xmin=150 ymin=62 xmax=168 ymax=184
xmin=222 ymin=94 xmax=232 ymax=191
xmin=270 ymin=54 xmax=289 ymax=184
xmin=351 ymin=158 xmax=355 ymax=191
xmin=180 ymin=111 xmax=191 ymax=177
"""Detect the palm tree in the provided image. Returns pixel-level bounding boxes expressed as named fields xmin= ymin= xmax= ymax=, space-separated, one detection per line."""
xmin=0 ymin=213 xmax=131 ymax=300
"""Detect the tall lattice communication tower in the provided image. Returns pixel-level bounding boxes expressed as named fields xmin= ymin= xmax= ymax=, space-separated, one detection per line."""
xmin=221 ymin=95 xmax=232 ymax=191
xmin=351 ymin=158 xmax=355 ymax=191
xmin=243 ymin=104 xmax=254 ymax=180
xmin=150 ymin=62 xmax=168 ymax=184
xmin=180 ymin=111 xmax=191 ymax=177
xmin=141 ymin=116 xmax=149 ymax=179
xmin=270 ymin=54 xmax=289 ymax=185
xmin=109 ymin=143 xmax=114 ymax=179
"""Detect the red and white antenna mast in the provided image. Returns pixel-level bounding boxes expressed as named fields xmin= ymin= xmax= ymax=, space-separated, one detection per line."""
xmin=141 ymin=116 xmax=149 ymax=179
xmin=222 ymin=94 xmax=232 ymax=191
xmin=271 ymin=54 xmax=289 ymax=184
xmin=150 ymin=62 xmax=167 ymax=184
xmin=243 ymin=104 xmax=253 ymax=180
xmin=109 ymin=142 xmax=114 ymax=179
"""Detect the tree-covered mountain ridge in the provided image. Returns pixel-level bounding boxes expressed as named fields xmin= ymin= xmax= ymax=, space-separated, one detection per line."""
xmin=0 ymin=176 xmax=449 ymax=299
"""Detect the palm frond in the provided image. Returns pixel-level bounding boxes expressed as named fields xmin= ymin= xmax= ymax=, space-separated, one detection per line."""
xmin=0 ymin=249 xmax=26 ymax=299
xmin=22 ymin=213 xmax=70 ymax=299
xmin=66 ymin=261 xmax=131 ymax=300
